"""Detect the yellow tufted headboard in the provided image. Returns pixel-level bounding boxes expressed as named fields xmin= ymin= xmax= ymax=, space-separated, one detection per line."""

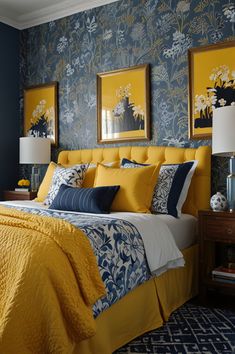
xmin=58 ymin=145 xmax=211 ymax=217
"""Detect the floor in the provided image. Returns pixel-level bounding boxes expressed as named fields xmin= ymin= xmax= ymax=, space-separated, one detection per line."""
xmin=114 ymin=302 xmax=235 ymax=354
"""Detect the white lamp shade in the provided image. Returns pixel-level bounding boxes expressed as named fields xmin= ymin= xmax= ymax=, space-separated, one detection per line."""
xmin=212 ymin=106 xmax=235 ymax=156
xmin=20 ymin=137 xmax=51 ymax=164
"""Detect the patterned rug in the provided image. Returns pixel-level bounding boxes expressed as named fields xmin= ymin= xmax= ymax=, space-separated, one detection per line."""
xmin=114 ymin=303 xmax=235 ymax=354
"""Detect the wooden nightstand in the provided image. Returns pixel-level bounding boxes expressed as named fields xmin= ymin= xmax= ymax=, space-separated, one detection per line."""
xmin=3 ymin=190 xmax=37 ymax=201
xmin=199 ymin=209 xmax=235 ymax=304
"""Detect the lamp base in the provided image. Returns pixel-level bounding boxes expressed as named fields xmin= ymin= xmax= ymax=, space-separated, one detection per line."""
xmin=31 ymin=165 xmax=40 ymax=192
xmin=227 ymin=156 xmax=235 ymax=212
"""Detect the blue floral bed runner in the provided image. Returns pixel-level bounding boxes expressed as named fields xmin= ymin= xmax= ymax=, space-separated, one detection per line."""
xmin=4 ymin=205 xmax=151 ymax=318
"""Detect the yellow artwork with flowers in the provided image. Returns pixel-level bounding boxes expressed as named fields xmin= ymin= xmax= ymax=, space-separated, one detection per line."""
xmin=188 ymin=41 xmax=235 ymax=139
xmin=24 ymin=82 xmax=58 ymax=146
xmin=97 ymin=64 xmax=150 ymax=143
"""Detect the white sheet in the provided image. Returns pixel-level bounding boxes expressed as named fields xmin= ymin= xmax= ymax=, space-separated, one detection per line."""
xmin=0 ymin=200 xmax=187 ymax=276
xmin=155 ymin=214 xmax=197 ymax=250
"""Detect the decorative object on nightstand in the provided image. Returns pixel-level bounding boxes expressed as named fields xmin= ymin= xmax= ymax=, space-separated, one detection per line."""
xmin=212 ymin=106 xmax=235 ymax=212
xmin=19 ymin=137 xmax=51 ymax=192
xmin=15 ymin=179 xmax=30 ymax=192
xmin=210 ymin=192 xmax=228 ymax=212
xmin=199 ymin=210 xmax=235 ymax=304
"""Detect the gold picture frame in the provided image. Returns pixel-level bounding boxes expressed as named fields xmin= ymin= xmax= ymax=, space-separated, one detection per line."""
xmin=97 ymin=64 xmax=150 ymax=143
xmin=188 ymin=40 xmax=235 ymax=140
xmin=24 ymin=82 xmax=58 ymax=146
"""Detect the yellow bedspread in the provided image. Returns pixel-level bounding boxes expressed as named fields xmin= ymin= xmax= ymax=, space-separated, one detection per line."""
xmin=0 ymin=206 xmax=106 ymax=354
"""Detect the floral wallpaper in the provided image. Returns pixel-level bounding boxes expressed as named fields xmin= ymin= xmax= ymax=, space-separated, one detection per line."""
xmin=20 ymin=0 xmax=235 ymax=194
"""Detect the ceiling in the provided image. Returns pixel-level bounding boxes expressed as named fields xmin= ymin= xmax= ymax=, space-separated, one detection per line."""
xmin=0 ymin=0 xmax=118 ymax=29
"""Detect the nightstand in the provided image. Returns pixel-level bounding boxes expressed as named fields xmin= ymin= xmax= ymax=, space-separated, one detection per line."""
xmin=198 ymin=209 xmax=235 ymax=304
xmin=3 ymin=190 xmax=37 ymax=201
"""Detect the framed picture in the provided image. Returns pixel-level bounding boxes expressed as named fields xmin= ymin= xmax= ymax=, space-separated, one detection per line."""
xmin=24 ymin=82 xmax=58 ymax=146
xmin=97 ymin=64 xmax=150 ymax=143
xmin=188 ymin=40 xmax=235 ymax=139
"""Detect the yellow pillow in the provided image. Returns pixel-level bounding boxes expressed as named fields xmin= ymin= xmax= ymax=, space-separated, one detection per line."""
xmin=82 ymin=162 xmax=119 ymax=188
xmin=94 ymin=163 xmax=160 ymax=213
xmin=34 ymin=162 xmax=57 ymax=202
xmin=82 ymin=167 xmax=96 ymax=188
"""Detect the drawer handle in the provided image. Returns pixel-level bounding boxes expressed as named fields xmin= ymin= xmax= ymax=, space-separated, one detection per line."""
xmin=226 ymin=228 xmax=233 ymax=235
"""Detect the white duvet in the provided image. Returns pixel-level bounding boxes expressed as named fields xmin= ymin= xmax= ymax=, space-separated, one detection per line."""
xmin=1 ymin=200 xmax=185 ymax=276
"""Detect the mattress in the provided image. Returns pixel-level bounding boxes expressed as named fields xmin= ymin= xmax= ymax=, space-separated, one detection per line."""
xmin=1 ymin=200 xmax=197 ymax=250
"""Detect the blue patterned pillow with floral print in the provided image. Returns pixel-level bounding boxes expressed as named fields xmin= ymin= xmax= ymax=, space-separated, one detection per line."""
xmin=44 ymin=164 xmax=88 ymax=206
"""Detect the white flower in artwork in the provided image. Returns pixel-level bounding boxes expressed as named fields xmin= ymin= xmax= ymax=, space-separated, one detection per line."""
xmin=176 ymin=1 xmax=190 ymax=13
xmin=231 ymin=102 xmax=235 ymax=106
xmin=113 ymin=102 xmax=125 ymax=116
xmin=194 ymin=95 xmax=207 ymax=113
xmin=209 ymin=65 xmax=230 ymax=83
xmin=219 ymin=98 xmax=227 ymax=106
xmin=221 ymin=72 xmax=229 ymax=82
xmin=132 ymin=105 xmax=144 ymax=119
xmin=209 ymin=73 xmax=217 ymax=81
xmin=207 ymin=95 xmax=217 ymax=106
xmin=103 ymin=29 xmax=113 ymax=40
xmin=45 ymin=107 xmax=55 ymax=120
xmin=116 ymin=84 xmax=132 ymax=99
xmin=57 ymin=36 xmax=68 ymax=53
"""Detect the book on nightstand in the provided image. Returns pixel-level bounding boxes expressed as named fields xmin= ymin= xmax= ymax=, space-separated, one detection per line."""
xmin=212 ymin=265 xmax=235 ymax=283
xmin=212 ymin=276 xmax=235 ymax=284
xmin=14 ymin=188 xmax=29 ymax=192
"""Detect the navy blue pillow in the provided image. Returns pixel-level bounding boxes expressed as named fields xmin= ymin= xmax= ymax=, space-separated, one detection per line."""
xmin=49 ymin=184 xmax=120 ymax=214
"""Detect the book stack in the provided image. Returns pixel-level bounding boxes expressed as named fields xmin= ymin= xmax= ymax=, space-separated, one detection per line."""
xmin=212 ymin=265 xmax=235 ymax=284
xmin=15 ymin=188 xmax=29 ymax=192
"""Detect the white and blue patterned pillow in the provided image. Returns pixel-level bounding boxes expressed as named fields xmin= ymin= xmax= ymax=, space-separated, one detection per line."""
xmin=44 ymin=164 xmax=88 ymax=206
xmin=121 ymin=158 xmax=197 ymax=217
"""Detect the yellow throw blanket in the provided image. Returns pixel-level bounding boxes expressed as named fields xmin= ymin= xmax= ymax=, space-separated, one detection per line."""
xmin=0 ymin=206 xmax=106 ymax=354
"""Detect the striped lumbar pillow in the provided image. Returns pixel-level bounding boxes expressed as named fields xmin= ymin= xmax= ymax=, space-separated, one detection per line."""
xmin=49 ymin=184 xmax=120 ymax=214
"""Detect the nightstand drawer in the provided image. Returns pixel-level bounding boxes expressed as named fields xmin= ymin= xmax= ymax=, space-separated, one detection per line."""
xmin=3 ymin=191 xmax=37 ymax=201
xmin=204 ymin=216 xmax=235 ymax=242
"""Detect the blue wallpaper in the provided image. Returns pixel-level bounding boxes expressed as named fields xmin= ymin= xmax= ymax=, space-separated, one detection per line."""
xmin=20 ymin=0 xmax=235 ymax=194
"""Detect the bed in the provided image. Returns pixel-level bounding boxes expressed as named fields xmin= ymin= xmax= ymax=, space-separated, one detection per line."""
xmin=0 ymin=145 xmax=211 ymax=354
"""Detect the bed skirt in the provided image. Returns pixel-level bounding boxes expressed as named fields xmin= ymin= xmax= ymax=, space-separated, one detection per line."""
xmin=75 ymin=244 xmax=198 ymax=354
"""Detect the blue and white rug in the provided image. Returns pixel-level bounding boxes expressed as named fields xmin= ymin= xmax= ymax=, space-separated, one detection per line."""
xmin=115 ymin=303 xmax=235 ymax=354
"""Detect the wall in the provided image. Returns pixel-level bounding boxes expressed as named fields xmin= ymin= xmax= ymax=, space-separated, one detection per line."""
xmin=20 ymin=0 xmax=235 ymax=194
xmin=0 ymin=22 xmax=19 ymax=197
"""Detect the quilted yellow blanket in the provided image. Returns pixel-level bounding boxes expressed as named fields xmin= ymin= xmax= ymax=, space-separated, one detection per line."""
xmin=0 ymin=206 xmax=106 ymax=354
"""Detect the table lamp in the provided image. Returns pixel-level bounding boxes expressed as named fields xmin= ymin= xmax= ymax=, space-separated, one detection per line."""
xmin=19 ymin=137 xmax=51 ymax=191
xmin=212 ymin=106 xmax=235 ymax=212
